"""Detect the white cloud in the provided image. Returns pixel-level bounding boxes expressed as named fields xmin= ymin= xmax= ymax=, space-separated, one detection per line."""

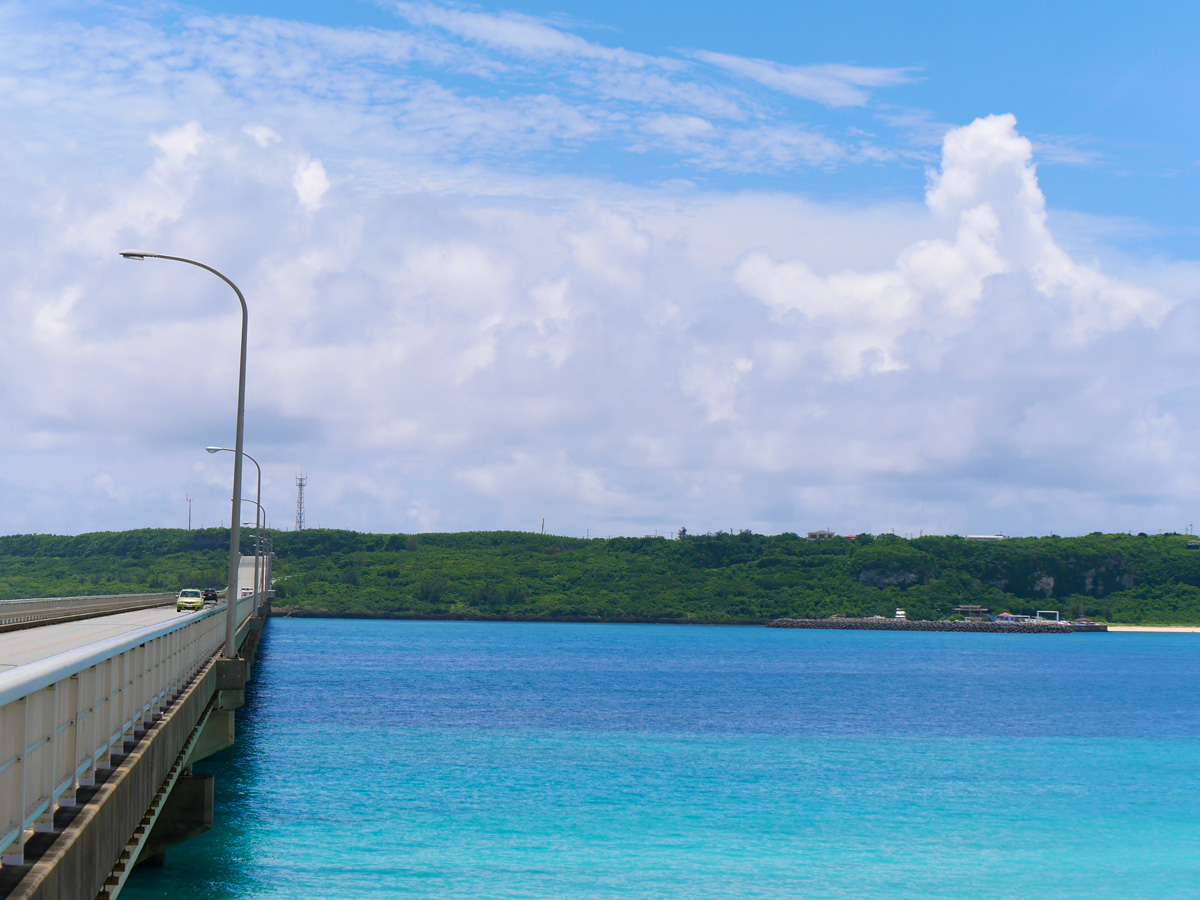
xmin=681 ymin=354 xmax=755 ymax=423
xmin=736 ymin=114 xmax=1169 ymax=376
xmin=0 ymin=1 xmax=943 ymax=188
xmin=1030 ymin=134 xmax=1104 ymax=167
xmin=293 ymin=156 xmax=330 ymax=210
xmin=0 ymin=5 xmax=1192 ymax=540
xmin=150 ymin=121 xmax=206 ymax=168
xmin=641 ymin=113 xmax=717 ymax=143
xmin=245 ymin=124 xmax=281 ymax=147
xmin=31 ymin=285 xmax=83 ymax=344
xmin=875 ymin=107 xmax=951 ymax=148
xmin=393 ymin=2 xmax=648 ymax=66
xmin=694 ymin=50 xmax=914 ymax=108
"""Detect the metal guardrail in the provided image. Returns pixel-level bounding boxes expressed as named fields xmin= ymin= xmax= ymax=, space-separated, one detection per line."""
xmin=0 ymin=592 xmax=176 ymax=630
xmin=0 ymin=593 xmax=258 ymax=865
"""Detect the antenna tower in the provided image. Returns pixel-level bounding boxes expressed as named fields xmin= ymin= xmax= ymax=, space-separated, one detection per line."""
xmin=295 ymin=473 xmax=307 ymax=531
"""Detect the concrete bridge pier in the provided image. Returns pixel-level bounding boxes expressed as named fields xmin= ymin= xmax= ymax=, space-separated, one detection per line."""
xmin=134 ymin=775 xmax=212 ymax=868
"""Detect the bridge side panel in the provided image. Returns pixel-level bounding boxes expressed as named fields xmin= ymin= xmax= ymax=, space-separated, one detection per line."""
xmin=8 ymin=665 xmax=217 ymax=900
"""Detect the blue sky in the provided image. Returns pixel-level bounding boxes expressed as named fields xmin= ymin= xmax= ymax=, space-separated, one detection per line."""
xmin=0 ymin=0 xmax=1197 ymax=538
xmin=171 ymin=0 xmax=1200 ymax=250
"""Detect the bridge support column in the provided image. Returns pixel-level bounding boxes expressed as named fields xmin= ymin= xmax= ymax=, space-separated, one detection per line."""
xmin=214 ymin=657 xmax=246 ymax=711
xmin=185 ymin=711 xmax=235 ymax=766
xmin=134 ymin=774 xmax=214 ymax=868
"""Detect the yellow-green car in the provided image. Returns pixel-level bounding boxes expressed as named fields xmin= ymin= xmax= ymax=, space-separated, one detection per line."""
xmin=176 ymin=589 xmax=204 ymax=613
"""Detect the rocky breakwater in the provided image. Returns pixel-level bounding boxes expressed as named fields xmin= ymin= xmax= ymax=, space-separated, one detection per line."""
xmin=768 ymin=617 xmax=1075 ymax=633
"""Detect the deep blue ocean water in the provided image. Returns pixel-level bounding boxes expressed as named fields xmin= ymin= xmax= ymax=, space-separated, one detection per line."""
xmin=123 ymin=620 xmax=1200 ymax=899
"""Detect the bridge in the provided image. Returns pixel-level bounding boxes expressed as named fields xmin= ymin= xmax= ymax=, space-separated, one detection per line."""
xmin=0 ymin=555 xmax=271 ymax=899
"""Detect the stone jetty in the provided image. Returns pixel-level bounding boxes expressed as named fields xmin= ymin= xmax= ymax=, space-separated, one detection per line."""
xmin=768 ymin=617 xmax=1077 ymax=633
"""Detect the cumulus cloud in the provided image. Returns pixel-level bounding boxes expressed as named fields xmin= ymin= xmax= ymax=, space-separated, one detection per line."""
xmin=736 ymin=114 xmax=1169 ymax=375
xmin=0 ymin=5 xmax=1193 ymax=540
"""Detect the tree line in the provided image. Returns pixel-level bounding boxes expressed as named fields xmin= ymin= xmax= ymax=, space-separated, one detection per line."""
xmin=3 ymin=528 xmax=1200 ymax=624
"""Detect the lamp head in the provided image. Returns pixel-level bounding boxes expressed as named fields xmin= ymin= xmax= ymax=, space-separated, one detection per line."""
xmin=206 ymin=446 xmax=222 ymax=454
xmin=119 ymin=250 xmax=148 ymax=260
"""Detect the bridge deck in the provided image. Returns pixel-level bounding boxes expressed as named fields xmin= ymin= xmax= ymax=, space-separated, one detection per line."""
xmin=0 ymin=554 xmax=271 ymax=897
xmin=0 ymin=606 xmax=184 ymax=673
xmin=1 ymin=554 xmax=263 ymax=675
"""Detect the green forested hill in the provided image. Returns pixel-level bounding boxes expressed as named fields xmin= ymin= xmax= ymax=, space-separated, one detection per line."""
xmin=3 ymin=528 xmax=1200 ymax=624
xmin=0 ymin=529 xmax=230 ymax=599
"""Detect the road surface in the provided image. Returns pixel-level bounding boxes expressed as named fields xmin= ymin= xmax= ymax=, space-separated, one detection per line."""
xmin=0 ymin=604 xmax=185 ymax=672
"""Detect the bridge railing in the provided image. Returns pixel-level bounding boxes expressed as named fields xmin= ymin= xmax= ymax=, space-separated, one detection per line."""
xmin=0 ymin=592 xmax=177 ymax=631
xmin=0 ymin=592 xmax=258 ymax=866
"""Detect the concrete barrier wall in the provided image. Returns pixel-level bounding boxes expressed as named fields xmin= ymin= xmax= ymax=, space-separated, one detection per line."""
xmin=5 ymin=664 xmax=218 ymax=900
xmin=0 ymin=599 xmax=268 ymax=900
xmin=0 ymin=594 xmax=176 ymax=633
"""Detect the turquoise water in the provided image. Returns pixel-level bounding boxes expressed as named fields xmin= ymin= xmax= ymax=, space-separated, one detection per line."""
xmin=124 ymin=621 xmax=1200 ymax=899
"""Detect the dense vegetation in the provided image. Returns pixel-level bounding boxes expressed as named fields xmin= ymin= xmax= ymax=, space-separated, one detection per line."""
xmin=0 ymin=529 xmax=230 ymax=598
xmin=4 ymin=528 xmax=1200 ymax=624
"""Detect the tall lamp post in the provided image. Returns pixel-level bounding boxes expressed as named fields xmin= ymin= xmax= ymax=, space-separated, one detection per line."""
xmin=122 ymin=250 xmax=247 ymax=659
xmin=240 ymin=500 xmax=269 ymax=601
xmin=208 ymin=446 xmax=263 ymax=610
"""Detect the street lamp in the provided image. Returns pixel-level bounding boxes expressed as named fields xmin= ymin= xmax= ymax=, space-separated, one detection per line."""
xmin=123 ymin=250 xmax=248 ymax=659
xmin=239 ymin=499 xmax=269 ymax=602
xmin=209 ymin=446 xmax=262 ymax=613
xmin=242 ymin=514 xmax=264 ymax=603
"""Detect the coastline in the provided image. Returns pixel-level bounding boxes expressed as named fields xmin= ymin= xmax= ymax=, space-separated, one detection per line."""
xmin=269 ymin=608 xmax=1200 ymax=631
xmin=268 ymin=606 xmax=767 ymax=625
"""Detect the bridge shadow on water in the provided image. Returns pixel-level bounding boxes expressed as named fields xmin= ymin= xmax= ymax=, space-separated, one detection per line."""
xmin=120 ymin=627 xmax=274 ymax=900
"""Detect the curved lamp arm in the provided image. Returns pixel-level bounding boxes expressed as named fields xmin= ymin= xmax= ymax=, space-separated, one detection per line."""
xmin=122 ymin=251 xmax=248 ymax=659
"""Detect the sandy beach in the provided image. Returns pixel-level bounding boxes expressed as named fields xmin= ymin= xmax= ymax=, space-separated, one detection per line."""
xmin=1107 ymin=625 xmax=1200 ymax=633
